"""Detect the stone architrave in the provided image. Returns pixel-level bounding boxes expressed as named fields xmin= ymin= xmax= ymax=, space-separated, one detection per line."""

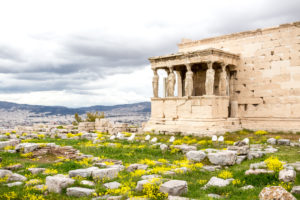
xmin=205 ymin=62 xmax=215 ymax=95
xmin=152 ymin=69 xmax=159 ymax=98
xmin=184 ymin=64 xmax=193 ymax=96
xmin=219 ymin=64 xmax=227 ymax=96
xmin=167 ymin=67 xmax=176 ymax=97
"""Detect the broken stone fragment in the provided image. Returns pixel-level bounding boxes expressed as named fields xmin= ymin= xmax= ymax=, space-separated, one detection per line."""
xmin=46 ymin=174 xmax=75 ymax=193
xmin=259 ymin=186 xmax=296 ymax=200
xmin=66 ymin=187 xmax=96 ymax=197
xmin=159 ymin=180 xmax=188 ymax=196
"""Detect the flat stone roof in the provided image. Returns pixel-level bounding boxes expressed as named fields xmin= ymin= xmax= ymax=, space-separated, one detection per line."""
xmin=149 ymin=48 xmax=240 ymax=69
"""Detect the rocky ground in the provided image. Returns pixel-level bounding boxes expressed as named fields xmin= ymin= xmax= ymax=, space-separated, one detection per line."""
xmin=0 ymin=127 xmax=300 ymax=200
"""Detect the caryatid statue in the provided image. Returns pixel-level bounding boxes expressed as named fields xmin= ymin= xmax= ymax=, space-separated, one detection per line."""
xmin=185 ymin=64 xmax=193 ymax=96
xmin=167 ymin=67 xmax=176 ymax=97
xmin=152 ymin=69 xmax=159 ymax=97
xmin=205 ymin=61 xmax=215 ymax=95
xmin=219 ymin=63 xmax=227 ymax=96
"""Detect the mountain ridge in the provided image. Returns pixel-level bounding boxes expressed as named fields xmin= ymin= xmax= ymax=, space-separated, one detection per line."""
xmin=0 ymin=101 xmax=151 ymax=115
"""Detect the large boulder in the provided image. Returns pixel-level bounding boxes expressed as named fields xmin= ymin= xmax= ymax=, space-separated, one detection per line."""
xmin=28 ymin=168 xmax=46 ymax=174
xmin=8 ymin=173 xmax=27 ymax=182
xmin=259 ymin=186 xmax=296 ymax=200
xmin=92 ymin=168 xmax=119 ymax=180
xmin=126 ymin=164 xmax=148 ymax=172
xmin=6 ymin=182 xmax=23 ymax=187
xmin=0 ymin=139 xmax=19 ymax=149
xmin=247 ymin=151 xmax=265 ymax=160
xmin=277 ymin=139 xmax=290 ymax=146
xmin=66 ymin=187 xmax=95 ymax=197
xmin=245 ymin=169 xmax=274 ymax=175
xmin=291 ymin=186 xmax=300 ymax=194
xmin=267 ymin=138 xmax=277 ymax=145
xmin=227 ymin=146 xmax=249 ymax=155
xmin=159 ymin=180 xmax=188 ymax=196
xmin=46 ymin=174 xmax=75 ymax=193
xmin=69 ymin=167 xmax=99 ymax=178
xmin=279 ymin=169 xmax=296 ymax=182
xmin=0 ymin=169 xmax=27 ymax=182
xmin=15 ymin=143 xmax=40 ymax=153
xmin=173 ymin=145 xmax=197 ymax=153
xmin=104 ymin=181 xmax=121 ymax=189
xmin=208 ymin=150 xmax=237 ymax=165
xmin=0 ymin=169 xmax=13 ymax=178
xmin=186 ymin=151 xmax=206 ymax=162
xmin=204 ymin=177 xmax=232 ymax=188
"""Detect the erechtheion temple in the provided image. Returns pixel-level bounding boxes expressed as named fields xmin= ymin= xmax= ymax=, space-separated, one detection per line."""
xmin=144 ymin=21 xmax=300 ymax=135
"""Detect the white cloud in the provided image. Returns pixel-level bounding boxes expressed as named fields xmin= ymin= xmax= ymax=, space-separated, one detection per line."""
xmin=0 ymin=0 xmax=299 ymax=106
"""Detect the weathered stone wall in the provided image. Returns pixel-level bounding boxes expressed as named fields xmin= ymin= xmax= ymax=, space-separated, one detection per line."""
xmin=151 ymin=96 xmax=229 ymax=120
xmin=178 ymin=22 xmax=300 ymax=131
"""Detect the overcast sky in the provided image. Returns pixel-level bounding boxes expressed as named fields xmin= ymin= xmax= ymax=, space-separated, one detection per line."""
xmin=0 ymin=0 xmax=299 ymax=107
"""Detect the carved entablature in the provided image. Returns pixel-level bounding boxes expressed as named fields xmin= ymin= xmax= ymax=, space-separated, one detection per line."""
xmin=149 ymin=48 xmax=240 ymax=69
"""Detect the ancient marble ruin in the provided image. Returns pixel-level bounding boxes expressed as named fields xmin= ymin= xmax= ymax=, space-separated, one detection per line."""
xmin=144 ymin=21 xmax=300 ymax=135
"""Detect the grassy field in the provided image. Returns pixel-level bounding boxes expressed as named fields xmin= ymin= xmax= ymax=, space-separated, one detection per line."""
xmin=0 ymin=130 xmax=300 ymax=200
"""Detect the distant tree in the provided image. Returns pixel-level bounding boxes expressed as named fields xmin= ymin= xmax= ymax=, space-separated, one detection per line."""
xmin=72 ymin=113 xmax=82 ymax=125
xmin=74 ymin=113 xmax=82 ymax=123
xmin=86 ymin=111 xmax=105 ymax=122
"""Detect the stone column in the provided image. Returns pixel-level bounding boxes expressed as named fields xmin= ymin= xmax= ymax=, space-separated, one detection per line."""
xmin=163 ymin=77 xmax=167 ymax=97
xmin=184 ymin=63 xmax=193 ymax=96
xmin=152 ymin=69 xmax=159 ymax=98
xmin=163 ymin=68 xmax=169 ymax=97
xmin=176 ymin=70 xmax=183 ymax=97
xmin=205 ymin=61 xmax=215 ymax=95
xmin=219 ymin=63 xmax=227 ymax=96
xmin=167 ymin=66 xmax=176 ymax=97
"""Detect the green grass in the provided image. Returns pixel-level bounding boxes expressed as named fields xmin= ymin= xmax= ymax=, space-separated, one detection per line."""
xmin=0 ymin=131 xmax=300 ymax=199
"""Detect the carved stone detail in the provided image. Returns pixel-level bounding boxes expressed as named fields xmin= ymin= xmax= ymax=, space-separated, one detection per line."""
xmin=219 ymin=63 xmax=227 ymax=96
xmin=152 ymin=69 xmax=159 ymax=98
xmin=205 ymin=62 xmax=215 ymax=95
xmin=167 ymin=67 xmax=176 ymax=97
xmin=185 ymin=64 xmax=194 ymax=96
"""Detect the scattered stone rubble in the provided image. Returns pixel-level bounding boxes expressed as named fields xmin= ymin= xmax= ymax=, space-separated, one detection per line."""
xmin=1 ymin=127 xmax=300 ymax=199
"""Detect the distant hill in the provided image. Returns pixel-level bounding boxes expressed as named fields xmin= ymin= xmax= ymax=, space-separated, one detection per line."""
xmin=0 ymin=101 xmax=151 ymax=115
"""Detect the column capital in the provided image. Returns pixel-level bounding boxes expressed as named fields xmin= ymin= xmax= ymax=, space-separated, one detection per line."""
xmin=152 ymin=68 xmax=158 ymax=74
xmin=185 ymin=63 xmax=192 ymax=71
xmin=207 ymin=61 xmax=213 ymax=69
xmin=220 ymin=62 xmax=226 ymax=71
xmin=168 ymin=65 xmax=174 ymax=72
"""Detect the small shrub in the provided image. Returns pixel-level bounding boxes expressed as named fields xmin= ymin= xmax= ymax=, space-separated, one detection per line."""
xmin=218 ymin=170 xmax=233 ymax=179
xmin=264 ymin=156 xmax=283 ymax=172
xmin=66 ymin=133 xmax=75 ymax=138
xmin=37 ymin=134 xmax=45 ymax=139
xmin=254 ymin=130 xmax=268 ymax=135
xmin=44 ymin=169 xmax=58 ymax=175
xmin=142 ymin=178 xmax=168 ymax=199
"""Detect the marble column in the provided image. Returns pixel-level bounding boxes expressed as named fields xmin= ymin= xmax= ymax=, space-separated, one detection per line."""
xmin=184 ymin=63 xmax=194 ymax=96
xmin=219 ymin=63 xmax=227 ymax=96
xmin=205 ymin=61 xmax=215 ymax=95
xmin=163 ymin=68 xmax=170 ymax=97
xmin=167 ymin=66 xmax=176 ymax=97
xmin=163 ymin=77 xmax=167 ymax=98
xmin=176 ymin=70 xmax=183 ymax=97
xmin=152 ymin=69 xmax=159 ymax=98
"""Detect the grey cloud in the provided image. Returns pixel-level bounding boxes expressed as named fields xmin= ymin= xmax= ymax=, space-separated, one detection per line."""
xmin=0 ymin=0 xmax=299 ymax=98
xmin=0 ymin=46 xmax=22 ymax=61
